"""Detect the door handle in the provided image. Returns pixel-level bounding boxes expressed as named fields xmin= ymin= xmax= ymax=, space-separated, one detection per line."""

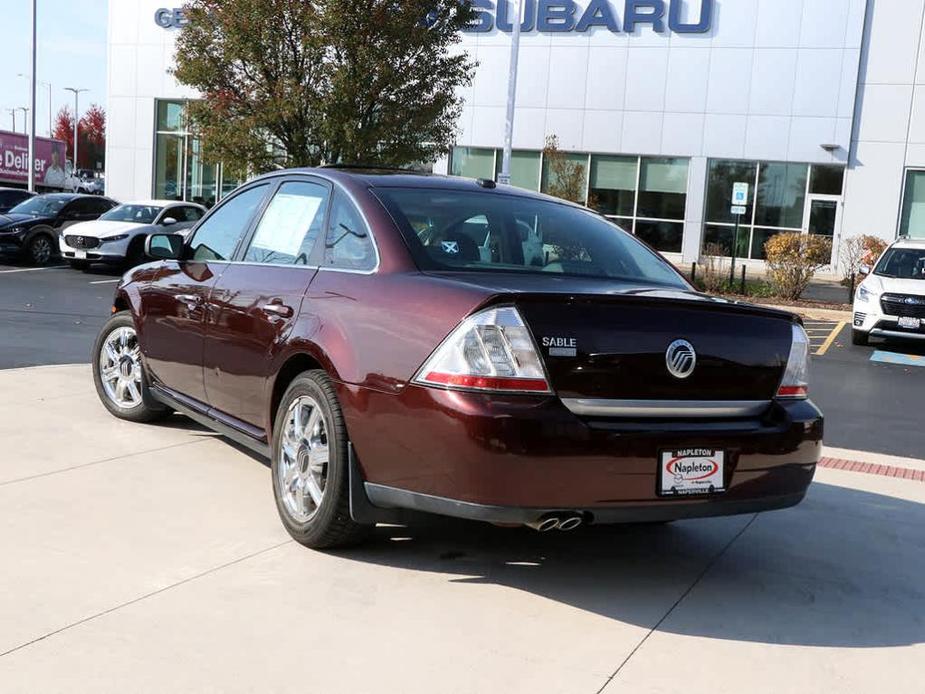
xmin=261 ymin=302 xmax=294 ymax=319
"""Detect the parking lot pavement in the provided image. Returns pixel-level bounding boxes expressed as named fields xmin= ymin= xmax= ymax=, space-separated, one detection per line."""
xmin=1 ymin=365 xmax=922 ymax=694
xmin=0 ymin=260 xmax=121 ymax=369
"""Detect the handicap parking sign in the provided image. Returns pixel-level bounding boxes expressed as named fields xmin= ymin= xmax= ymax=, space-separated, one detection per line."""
xmin=732 ymin=182 xmax=749 ymax=206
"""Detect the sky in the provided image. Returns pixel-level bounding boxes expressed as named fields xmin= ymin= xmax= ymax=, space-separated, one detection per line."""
xmin=1 ymin=0 xmax=107 ymax=138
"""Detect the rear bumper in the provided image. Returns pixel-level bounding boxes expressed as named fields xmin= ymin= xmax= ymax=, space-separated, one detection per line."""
xmin=339 ymin=384 xmax=823 ymax=523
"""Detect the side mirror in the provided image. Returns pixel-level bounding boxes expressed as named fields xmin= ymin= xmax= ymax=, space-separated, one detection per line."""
xmin=146 ymin=233 xmax=184 ymax=260
xmin=859 ymin=264 xmax=871 ymax=276
xmin=161 ymin=217 xmax=178 ymax=227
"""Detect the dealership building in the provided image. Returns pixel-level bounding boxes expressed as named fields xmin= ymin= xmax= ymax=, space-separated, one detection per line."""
xmin=108 ymin=0 xmax=925 ymax=267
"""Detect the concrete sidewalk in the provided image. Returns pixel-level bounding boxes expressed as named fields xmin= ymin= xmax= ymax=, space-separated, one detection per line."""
xmin=0 ymin=365 xmax=922 ymax=693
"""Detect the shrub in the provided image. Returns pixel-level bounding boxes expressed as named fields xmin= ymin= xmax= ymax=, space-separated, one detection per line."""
xmin=699 ymin=242 xmax=730 ymax=294
xmin=840 ymin=235 xmax=889 ymax=285
xmin=764 ymin=233 xmax=833 ymax=300
xmin=542 ymin=135 xmax=587 ymax=205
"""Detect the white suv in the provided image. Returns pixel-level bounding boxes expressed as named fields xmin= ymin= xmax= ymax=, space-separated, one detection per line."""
xmin=852 ymin=237 xmax=925 ymax=345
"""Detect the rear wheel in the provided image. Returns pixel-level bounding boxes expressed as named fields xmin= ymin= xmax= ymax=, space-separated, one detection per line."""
xmin=26 ymin=234 xmax=54 ymax=265
xmin=852 ymin=329 xmax=869 ymax=346
xmin=92 ymin=312 xmax=171 ymax=423
xmin=271 ymin=371 xmax=370 ymax=549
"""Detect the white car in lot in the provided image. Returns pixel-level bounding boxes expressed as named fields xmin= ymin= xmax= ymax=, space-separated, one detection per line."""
xmin=59 ymin=200 xmax=206 ymax=270
xmin=852 ymin=237 xmax=925 ymax=345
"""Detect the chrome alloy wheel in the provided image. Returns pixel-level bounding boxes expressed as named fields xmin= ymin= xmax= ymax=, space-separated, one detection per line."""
xmin=98 ymin=326 xmax=144 ymax=409
xmin=278 ymin=396 xmax=330 ymax=523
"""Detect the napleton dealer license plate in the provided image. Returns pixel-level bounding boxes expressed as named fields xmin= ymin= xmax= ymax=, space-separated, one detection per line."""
xmin=659 ymin=449 xmax=726 ymax=496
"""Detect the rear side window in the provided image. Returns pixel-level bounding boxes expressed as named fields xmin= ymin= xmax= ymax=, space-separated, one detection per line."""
xmin=323 ymin=191 xmax=376 ymax=271
xmin=376 ymin=188 xmax=686 ymax=287
xmin=190 ymin=184 xmax=269 ymax=261
xmin=244 ymin=181 xmax=330 ymax=266
xmin=91 ymin=198 xmax=116 ymax=215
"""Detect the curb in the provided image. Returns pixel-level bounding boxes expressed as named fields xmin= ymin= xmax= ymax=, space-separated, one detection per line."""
xmin=819 ymin=457 xmax=925 ymax=483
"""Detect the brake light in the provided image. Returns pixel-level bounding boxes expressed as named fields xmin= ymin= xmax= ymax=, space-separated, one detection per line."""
xmin=414 ymin=306 xmax=552 ymax=394
xmin=777 ymin=323 xmax=810 ymax=399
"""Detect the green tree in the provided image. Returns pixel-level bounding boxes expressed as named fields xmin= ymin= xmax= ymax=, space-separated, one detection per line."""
xmin=173 ymin=0 xmax=477 ymax=177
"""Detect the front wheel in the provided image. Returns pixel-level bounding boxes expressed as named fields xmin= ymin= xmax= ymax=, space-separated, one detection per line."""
xmin=26 ymin=234 xmax=54 ymax=265
xmin=92 ymin=312 xmax=170 ymax=423
xmin=852 ymin=329 xmax=869 ymax=346
xmin=271 ymin=371 xmax=370 ymax=549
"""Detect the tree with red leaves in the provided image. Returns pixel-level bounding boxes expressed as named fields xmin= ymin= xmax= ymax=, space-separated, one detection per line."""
xmin=52 ymin=104 xmax=106 ymax=170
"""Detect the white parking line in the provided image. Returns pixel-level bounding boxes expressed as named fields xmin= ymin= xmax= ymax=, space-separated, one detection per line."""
xmin=89 ymin=279 xmax=120 ymax=285
xmin=0 ymin=265 xmax=68 ymax=274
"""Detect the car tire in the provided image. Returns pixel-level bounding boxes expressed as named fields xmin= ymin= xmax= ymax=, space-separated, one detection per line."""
xmin=851 ymin=329 xmax=869 ymax=346
xmin=69 ymin=260 xmax=89 ymax=271
xmin=92 ymin=311 xmax=171 ymax=423
xmin=26 ymin=233 xmax=55 ymax=266
xmin=271 ymin=370 xmax=371 ymax=549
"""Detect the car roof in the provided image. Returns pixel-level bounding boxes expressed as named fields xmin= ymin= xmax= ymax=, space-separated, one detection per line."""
xmin=118 ymin=199 xmax=201 ymax=208
xmin=893 ymin=237 xmax=925 ymax=249
xmin=248 ymin=166 xmax=559 ymax=204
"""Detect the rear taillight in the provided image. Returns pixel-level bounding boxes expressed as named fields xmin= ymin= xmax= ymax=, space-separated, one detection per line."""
xmin=414 ymin=306 xmax=552 ymax=394
xmin=777 ymin=323 xmax=809 ymax=399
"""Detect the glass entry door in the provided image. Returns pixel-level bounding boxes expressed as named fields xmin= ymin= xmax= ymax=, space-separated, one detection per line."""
xmin=803 ymin=195 xmax=842 ymax=265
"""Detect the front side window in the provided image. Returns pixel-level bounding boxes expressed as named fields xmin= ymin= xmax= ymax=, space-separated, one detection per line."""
xmin=377 ymin=188 xmax=686 ymax=287
xmin=875 ymin=247 xmax=925 ymax=280
xmin=189 ymin=184 xmax=269 ymax=261
xmin=244 ymin=181 xmax=329 ymax=266
xmin=324 ymin=191 xmax=376 ymax=271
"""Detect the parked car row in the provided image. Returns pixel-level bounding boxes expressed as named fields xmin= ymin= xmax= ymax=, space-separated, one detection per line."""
xmin=0 ymin=189 xmax=205 ymax=268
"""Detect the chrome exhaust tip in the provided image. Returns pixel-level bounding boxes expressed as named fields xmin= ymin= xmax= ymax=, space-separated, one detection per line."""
xmin=557 ymin=516 xmax=583 ymax=532
xmin=527 ymin=516 xmax=561 ymax=532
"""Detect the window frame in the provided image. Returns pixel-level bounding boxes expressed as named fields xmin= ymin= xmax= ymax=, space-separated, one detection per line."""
xmin=321 ymin=188 xmax=379 ymax=274
xmin=238 ymin=176 xmax=334 ymax=268
xmin=184 ymin=179 xmax=276 ymax=264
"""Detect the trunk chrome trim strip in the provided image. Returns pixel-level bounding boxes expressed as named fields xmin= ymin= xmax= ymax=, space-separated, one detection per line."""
xmin=561 ymin=399 xmax=771 ymax=418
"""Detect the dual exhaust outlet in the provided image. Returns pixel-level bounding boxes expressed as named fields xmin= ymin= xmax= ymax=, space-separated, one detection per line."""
xmin=526 ymin=513 xmax=584 ymax=533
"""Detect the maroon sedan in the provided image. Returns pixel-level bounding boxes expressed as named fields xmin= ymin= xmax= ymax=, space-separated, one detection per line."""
xmin=93 ymin=168 xmax=822 ymax=548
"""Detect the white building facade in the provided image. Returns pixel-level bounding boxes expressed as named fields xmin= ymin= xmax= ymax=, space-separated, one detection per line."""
xmin=107 ymin=0 xmax=925 ymax=268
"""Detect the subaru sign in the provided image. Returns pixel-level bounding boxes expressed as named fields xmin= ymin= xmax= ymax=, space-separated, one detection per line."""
xmin=466 ymin=0 xmax=714 ymax=34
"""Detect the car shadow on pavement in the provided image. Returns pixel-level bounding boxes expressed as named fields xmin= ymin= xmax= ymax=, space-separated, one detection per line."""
xmin=335 ymin=482 xmax=924 ymax=649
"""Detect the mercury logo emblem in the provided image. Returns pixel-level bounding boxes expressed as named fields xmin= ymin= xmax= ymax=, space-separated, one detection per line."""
xmin=666 ymin=340 xmax=696 ymax=379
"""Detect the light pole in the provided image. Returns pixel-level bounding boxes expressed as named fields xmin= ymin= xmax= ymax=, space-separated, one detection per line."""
xmin=28 ymin=0 xmax=37 ymax=192
xmin=498 ymin=0 xmax=525 ymax=186
xmin=64 ymin=87 xmax=88 ymax=171
xmin=7 ymin=109 xmax=17 ymax=133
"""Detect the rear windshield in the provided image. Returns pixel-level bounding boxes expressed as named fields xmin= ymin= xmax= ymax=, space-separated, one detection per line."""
xmin=375 ymin=188 xmax=687 ymax=287
xmin=875 ymin=247 xmax=925 ymax=280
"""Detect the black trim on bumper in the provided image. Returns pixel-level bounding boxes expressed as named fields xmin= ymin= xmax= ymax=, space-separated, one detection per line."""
xmin=361 ymin=476 xmax=811 ymax=526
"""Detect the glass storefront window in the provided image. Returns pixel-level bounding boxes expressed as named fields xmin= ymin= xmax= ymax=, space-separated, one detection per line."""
xmin=810 ymin=165 xmax=845 ymax=196
xmin=492 ymin=150 xmax=541 ymax=191
xmin=636 ymin=220 xmax=684 ymax=254
xmin=704 ymin=224 xmax=750 ymax=259
xmin=754 ymin=162 xmax=807 ymax=229
xmin=153 ymin=99 xmax=236 ymax=208
xmin=705 ymin=160 xmax=757 ymax=225
xmin=900 ymin=170 xmax=925 ymax=239
xmin=541 ymin=152 xmax=589 ymax=197
xmin=450 ymin=147 xmax=495 ymax=180
xmin=637 ymin=157 xmax=688 ymax=220
xmin=156 ymin=101 xmax=186 ymax=132
xmin=589 ymin=155 xmax=637 ymax=216
xmin=154 ymin=133 xmax=184 ymax=200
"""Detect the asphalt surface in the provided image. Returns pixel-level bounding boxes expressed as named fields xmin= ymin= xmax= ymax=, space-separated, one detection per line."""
xmin=1 ymin=260 xmax=922 ymax=457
